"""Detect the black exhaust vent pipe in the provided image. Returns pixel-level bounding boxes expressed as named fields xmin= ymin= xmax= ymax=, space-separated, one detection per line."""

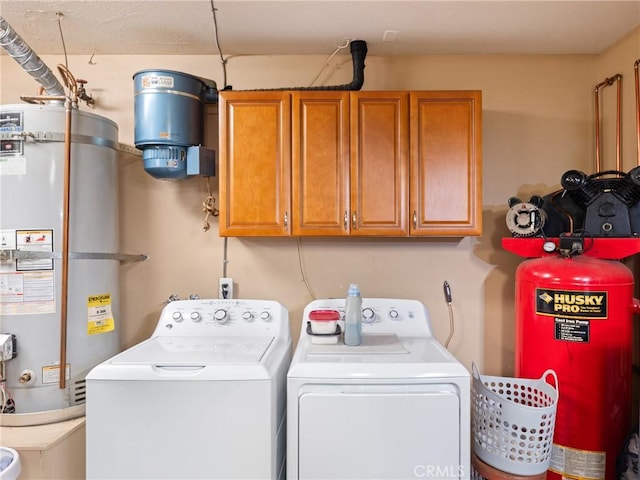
xmin=246 ymin=40 xmax=368 ymax=91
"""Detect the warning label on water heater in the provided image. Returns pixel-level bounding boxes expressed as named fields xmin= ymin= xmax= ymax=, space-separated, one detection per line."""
xmin=535 ymin=288 xmax=607 ymax=319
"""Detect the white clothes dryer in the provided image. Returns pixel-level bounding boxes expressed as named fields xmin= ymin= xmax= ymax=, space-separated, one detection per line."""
xmin=86 ymin=299 xmax=291 ymax=480
xmin=287 ymin=298 xmax=470 ymax=480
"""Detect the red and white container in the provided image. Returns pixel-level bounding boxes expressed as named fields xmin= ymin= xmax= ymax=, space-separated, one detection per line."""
xmin=308 ymin=310 xmax=340 ymax=334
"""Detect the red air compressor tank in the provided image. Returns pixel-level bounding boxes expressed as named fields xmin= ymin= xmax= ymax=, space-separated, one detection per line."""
xmin=515 ymin=254 xmax=634 ymax=480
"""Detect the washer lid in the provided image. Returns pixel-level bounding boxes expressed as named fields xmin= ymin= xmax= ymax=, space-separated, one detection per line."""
xmin=109 ymin=335 xmax=275 ymax=365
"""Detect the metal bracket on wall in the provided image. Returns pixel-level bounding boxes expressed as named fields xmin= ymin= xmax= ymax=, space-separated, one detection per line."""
xmin=0 ymin=250 xmax=148 ymax=263
xmin=0 ymin=131 xmax=141 ymax=156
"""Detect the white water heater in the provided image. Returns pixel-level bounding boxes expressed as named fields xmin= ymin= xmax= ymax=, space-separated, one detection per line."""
xmin=0 ymin=104 xmax=121 ymax=424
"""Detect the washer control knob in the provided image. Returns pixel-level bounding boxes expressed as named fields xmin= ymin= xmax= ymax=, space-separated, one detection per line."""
xmin=389 ymin=309 xmax=400 ymax=320
xmin=242 ymin=311 xmax=254 ymax=321
xmin=190 ymin=311 xmax=202 ymax=322
xmin=362 ymin=308 xmax=375 ymax=324
xmin=172 ymin=311 xmax=183 ymax=322
xmin=260 ymin=311 xmax=271 ymax=322
xmin=214 ymin=309 xmax=228 ymax=324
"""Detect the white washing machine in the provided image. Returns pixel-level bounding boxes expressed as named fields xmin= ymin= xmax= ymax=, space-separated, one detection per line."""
xmin=86 ymin=299 xmax=291 ymax=480
xmin=287 ymin=298 xmax=470 ymax=480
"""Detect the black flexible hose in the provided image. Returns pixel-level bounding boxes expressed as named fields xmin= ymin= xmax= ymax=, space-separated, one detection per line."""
xmin=245 ymin=40 xmax=368 ymax=91
xmin=315 ymin=40 xmax=367 ymax=91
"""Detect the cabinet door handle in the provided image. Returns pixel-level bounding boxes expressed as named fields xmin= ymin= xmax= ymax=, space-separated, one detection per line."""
xmin=344 ymin=211 xmax=348 ymax=231
xmin=413 ymin=210 xmax=417 ymax=229
xmin=352 ymin=212 xmax=357 ymax=229
xmin=284 ymin=211 xmax=288 ymax=228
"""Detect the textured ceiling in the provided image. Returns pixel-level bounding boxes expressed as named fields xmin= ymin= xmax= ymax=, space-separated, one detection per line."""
xmin=0 ymin=0 xmax=639 ymax=57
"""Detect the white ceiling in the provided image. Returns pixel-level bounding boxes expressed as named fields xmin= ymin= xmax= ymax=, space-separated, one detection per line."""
xmin=0 ymin=0 xmax=639 ymax=58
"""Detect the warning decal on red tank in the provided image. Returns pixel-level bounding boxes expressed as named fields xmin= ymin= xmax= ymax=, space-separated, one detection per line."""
xmin=536 ymin=288 xmax=607 ymax=319
xmin=549 ymin=443 xmax=605 ymax=480
xmin=555 ymin=318 xmax=589 ymax=342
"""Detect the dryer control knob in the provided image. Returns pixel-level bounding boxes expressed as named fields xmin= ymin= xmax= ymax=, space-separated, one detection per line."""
xmin=362 ymin=308 xmax=375 ymax=324
xmin=172 ymin=311 xmax=183 ymax=322
xmin=190 ymin=311 xmax=202 ymax=322
xmin=389 ymin=309 xmax=400 ymax=320
xmin=214 ymin=309 xmax=228 ymax=323
xmin=242 ymin=311 xmax=254 ymax=321
xmin=260 ymin=311 xmax=271 ymax=322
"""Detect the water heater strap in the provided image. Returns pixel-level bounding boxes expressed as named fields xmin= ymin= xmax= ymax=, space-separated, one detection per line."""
xmin=0 ymin=250 xmax=148 ymax=263
xmin=0 ymin=132 xmax=141 ymax=156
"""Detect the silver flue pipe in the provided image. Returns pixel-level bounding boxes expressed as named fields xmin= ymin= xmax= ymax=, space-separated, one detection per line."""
xmin=0 ymin=16 xmax=66 ymax=96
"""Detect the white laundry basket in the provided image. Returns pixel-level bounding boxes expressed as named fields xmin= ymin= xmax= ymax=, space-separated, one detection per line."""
xmin=472 ymin=363 xmax=559 ymax=476
xmin=0 ymin=447 xmax=21 ymax=480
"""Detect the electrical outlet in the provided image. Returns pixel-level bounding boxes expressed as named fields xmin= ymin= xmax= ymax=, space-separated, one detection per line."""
xmin=218 ymin=277 xmax=233 ymax=299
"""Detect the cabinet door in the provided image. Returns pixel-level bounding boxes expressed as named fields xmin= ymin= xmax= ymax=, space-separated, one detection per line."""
xmin=410 ymin=91 xmax=482 ymax=236
xmin=350 ymin=92 xmax=409 ymax=236
xmin=219 ymin=92 xmax=291 ymax=236
xmin=292 ymin=92 xmax=350 ymax=236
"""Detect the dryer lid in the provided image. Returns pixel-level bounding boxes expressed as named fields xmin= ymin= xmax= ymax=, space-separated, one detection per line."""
xmin=289 ymin=335 xmax=469 ymax=380
xmin=109 ymin=335 xmax=275 ymax=365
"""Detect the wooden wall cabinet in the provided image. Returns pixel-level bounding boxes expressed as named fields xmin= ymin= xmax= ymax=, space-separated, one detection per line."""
xmin=350 ymin=92 xmax=409 ymax=236
xmin=291 ymin=91 xmax=409 ymax=236
xmin=410 ymin=91 xmax=482 ymax=236
xmin=291 ymin=91 xmax=350 ymax=236
xmin=219 ymin=90 xmax=482 ymax=237
xmin=219 ymin=92 xmax=291 ymax=236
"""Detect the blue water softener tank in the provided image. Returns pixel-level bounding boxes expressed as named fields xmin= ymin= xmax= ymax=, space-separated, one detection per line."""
xmin=133 ymin=69 xmax=217 ymax=179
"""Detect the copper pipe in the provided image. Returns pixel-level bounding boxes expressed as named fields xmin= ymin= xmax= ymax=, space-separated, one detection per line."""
xmin=615 ymin=74 xmax=622 ymax=171
xmin=18 ymin=94 xmax=65 ymax=104
xmin=635 ymin=59 xmax=640 ymax=167
xmin=594 ymin=81 xmax=605 ymax=172
xmin=594 ymin=74 xmax=622 ymax=172
xmin=550 ymin=191 xmax=574 ymax=232
xmin=59 ymin=98 xmax=72 ymax=390
xmin=20 ymin=95 xmax=67 ymax=105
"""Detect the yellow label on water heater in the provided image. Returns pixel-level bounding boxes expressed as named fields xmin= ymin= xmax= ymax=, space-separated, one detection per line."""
xmin=87 ymin=293 xmax=115 ymax=335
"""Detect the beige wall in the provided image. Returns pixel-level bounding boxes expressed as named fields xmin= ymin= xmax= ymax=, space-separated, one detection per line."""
xmin=2 ymin=26 xmax=638 ymax=376
xmin=596 ymin=27 xmax=640 ymax=173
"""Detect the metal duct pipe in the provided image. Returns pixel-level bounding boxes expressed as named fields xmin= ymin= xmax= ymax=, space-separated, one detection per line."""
xmin=0 ymin=16 xmax=66 ymax=96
